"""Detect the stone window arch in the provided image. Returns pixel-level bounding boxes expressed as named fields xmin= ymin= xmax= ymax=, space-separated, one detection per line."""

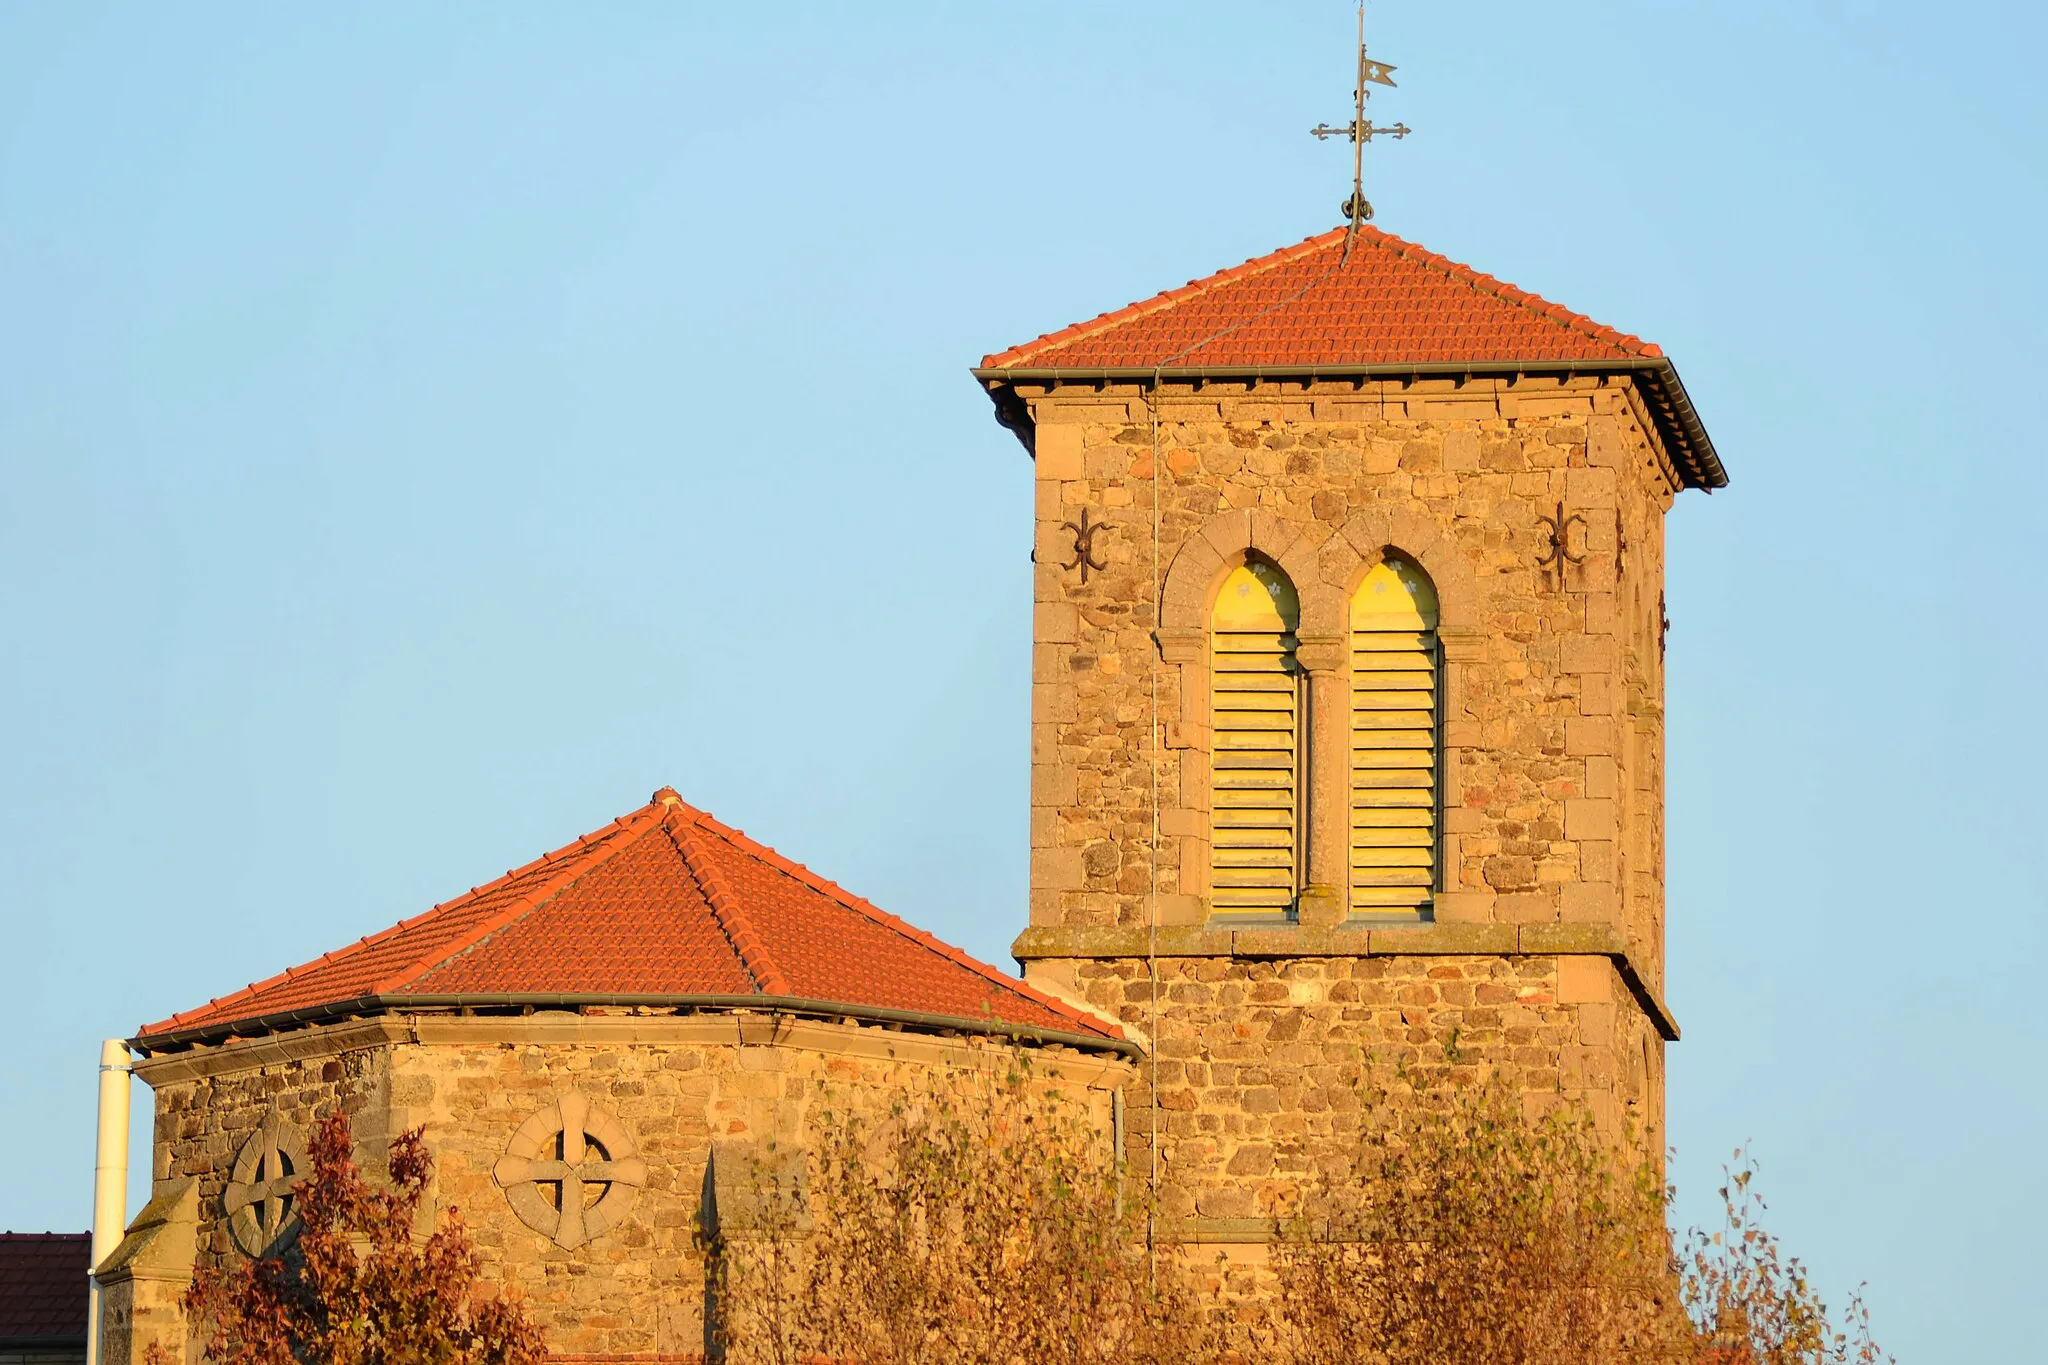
xmin=1349 ymin=554 xmax=1442 ymax=916
xmin=1157 ymin=506 xmax=1482 ymax=926
xmin=1208 ymin=556 xmax=1303 ymax=917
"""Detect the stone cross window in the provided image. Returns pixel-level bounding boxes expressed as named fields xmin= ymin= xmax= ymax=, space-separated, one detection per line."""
xmin=493 ymin=1090 xmax=648 ymax=1250
xmin=224 ymin=1114 xmax=308 ymax=1257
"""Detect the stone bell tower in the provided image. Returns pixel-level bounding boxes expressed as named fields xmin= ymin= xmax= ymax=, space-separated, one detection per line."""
xmin=973 ymin=224 xmax=1723 ymax=1231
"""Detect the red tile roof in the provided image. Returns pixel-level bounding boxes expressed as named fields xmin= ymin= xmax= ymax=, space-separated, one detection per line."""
xmin=0 ymin=1234 xmax=89 ymax=1345
xmin=137 ymin=790 xmax=1122 ymax=1050
xmin=980 ymin=224 xmax=1658 ymax=370
xmin=974 ymin=225 xmax=1727 ymax=491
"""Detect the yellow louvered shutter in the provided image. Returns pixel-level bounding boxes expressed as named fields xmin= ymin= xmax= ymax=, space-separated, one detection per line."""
xmin=1210 ymin=562 xmax=1302 ymax=916
xmin=1350 ymin=557 xmax=1440 ymax=915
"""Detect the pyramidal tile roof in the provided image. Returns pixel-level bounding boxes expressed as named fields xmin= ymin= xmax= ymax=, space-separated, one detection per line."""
xmin=974 ymin=224 xmax=1726 ymax=491
xmin=980 ymin=224 xmax=1658 ymax=370
xmin=136 ymin=789 xmax=1122 ymax=1050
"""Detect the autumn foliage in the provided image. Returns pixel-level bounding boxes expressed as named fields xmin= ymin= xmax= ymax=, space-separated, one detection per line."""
xmin=708 ymin=1056 xmax=1890 ymax=1365
xmin=179 ymin=1112 xmax=544 ymax=1365
xmin=161 ymin=1062 xmax=1887 ymax=1365
xmin=1680 ymin=1150 xmax=1888 ymax=1365
xmin=703 ymin=1058 xmax=1201 ymax=1365
xmin=1262 ymin=1077 xmax=1687 ymax=1364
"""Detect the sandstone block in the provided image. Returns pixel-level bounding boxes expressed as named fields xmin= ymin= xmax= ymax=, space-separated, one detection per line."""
xmin=1564 ymin=467 xmax=1617 ymax=509
xmin=1200 ymin=508 xmax=1253 ymax=560
xmin=1226 ymin=1144 xmax=1275 ymax=1176
xmin=1031 ymin=846 xmax=1086 ymax=891
xmin=1575 ymin=1002 xmax=1616 ymax=1046
xmin=1082 ymin=841 xmax=1120 ymax=880
xmin=1443 ymin=429 xmax=1480 ymax=470
xmin=1432 ymin=890 xmax=1495 ymax=923
xmin=1559 ymin=635 xmax=1616 ymax=674
xmin=1576 ymin=841 xmax=1616 ymax=885
xmin=1585 ymin=756 xmax=1618 ymax=799
xmin=1032 ymin=762 xmax=1077 ymax=806
xmin=1369 ymin=923 xmax=1516 ymax=954
xmin=1556 ymin=956 xmax=1613 ymax=1004
xmin=1566 ymin=798 xmax=1614 ymax=841
xmin=1035 ymin=601 xmax=1079 ymax=644
xmin=1484 ymin=854 xmax=1537 ymax=891
xmin=1035 ymin=423 xmax=1084 ymax=480
xmin=1085 ymin=446 xmax=1132 ymax=480
xmin=1587 ymin=413 xmax=1628 ymax=467
xmin=1566 ymin=718 xmax=1616 ymax=756
xmin=1495 ymin=892 xmax=1556 ymax=925
xmin=1561 ymin=882 xmax=1616 ymax=922
xmin=1030 ymin=684 xmax=1075 ymax=724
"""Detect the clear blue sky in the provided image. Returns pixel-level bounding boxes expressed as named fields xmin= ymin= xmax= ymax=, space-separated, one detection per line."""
xmin=3 ymin=3 xmax=2040 ymax=1357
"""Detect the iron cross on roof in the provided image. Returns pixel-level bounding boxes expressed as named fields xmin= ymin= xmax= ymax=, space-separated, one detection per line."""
xmin=1310 ymin=2 xmax=1411 ymax=261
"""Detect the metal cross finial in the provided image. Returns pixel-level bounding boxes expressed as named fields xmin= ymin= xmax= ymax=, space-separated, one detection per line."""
xmin=1310 ymin=2 xmax=1410 ymax=262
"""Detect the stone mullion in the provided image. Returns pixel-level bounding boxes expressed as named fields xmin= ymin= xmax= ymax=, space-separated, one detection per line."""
xmin=1293 ymin=634 xmax=1348 ymax=927
xmin=1155 ymin=628 xmax=1208 ymax=918
xmin=1435 ymin=627 xmax=1486 ymax=919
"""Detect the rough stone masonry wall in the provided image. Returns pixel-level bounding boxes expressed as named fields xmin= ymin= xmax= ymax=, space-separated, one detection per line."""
xmin=1022 ymin=375 xmax=1676 ymax=951
xmin=135 ymin=1015 xmax=1127 ymax=1364
xmin=1067 ymin=951 xmax=1664 ymax=1230
xmin=147 ymin=1031 xmax=397 ymax=1270
xmin=1010 ymin=375 xmax=1681 ymax=1196
xmin=396 ymin=1018 xmax=1124 ymax=1360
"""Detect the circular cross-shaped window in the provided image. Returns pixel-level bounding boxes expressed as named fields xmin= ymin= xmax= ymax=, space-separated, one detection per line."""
xmin=492 ymin=1090 xmax=647 ymax=1249
xmin=224 ymin=1114 xmax=308 ymax=1257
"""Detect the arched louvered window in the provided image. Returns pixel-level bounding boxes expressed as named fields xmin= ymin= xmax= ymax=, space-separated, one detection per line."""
xmin=1350 ymin=556 xmax=1441 ymax=916
xmin=1210 ymin=560 xmax=1303 ymax=917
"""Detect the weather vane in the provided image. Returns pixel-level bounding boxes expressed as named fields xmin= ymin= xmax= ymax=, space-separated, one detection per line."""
xmin=1310 ymin=1 xmax=1410 ymax=262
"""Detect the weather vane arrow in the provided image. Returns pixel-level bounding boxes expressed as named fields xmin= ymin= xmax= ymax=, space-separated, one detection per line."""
xmin=1310 ymin=3 xmax=1412 ymax=262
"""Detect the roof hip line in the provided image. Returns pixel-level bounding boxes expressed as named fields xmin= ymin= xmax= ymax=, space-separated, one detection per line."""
xmin=369 ymin=811 xmax=654 ymax=996
xmin=669 ymin=816 xmax=792 ymax=996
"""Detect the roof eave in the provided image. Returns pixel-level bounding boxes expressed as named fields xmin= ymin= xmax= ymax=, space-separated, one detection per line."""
xmin=970 ymin=357 xmax=1726 ymax=492
xmin=129 ymin=991 xmax=1139 ymax=1060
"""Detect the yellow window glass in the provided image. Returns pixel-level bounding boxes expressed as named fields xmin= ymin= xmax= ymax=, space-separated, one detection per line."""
xmin=1350 ymin=556 xmax=1440 ymax=914
xmin=1210 ymin=561 xmax=1302 ymax=917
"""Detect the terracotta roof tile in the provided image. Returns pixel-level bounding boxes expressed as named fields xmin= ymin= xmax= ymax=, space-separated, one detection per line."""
xmin=980 ymin=224 xmax=1658 ymax=370
xmin=0 ymin=1233 xmax=89 ymax=1344
xmin=138 ymin=791 xmax=1118 ymax=1046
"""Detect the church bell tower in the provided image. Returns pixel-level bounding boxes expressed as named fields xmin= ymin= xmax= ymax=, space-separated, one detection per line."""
xmin=973 ymin=221 xmax=1723 ymax=1228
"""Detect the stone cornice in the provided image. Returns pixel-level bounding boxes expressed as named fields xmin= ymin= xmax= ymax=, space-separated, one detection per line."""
xmin=131 ymin=1017 xmax=410 ymax=1085
xmin=1010 ymin=923 xmax=1678 ymax=1041
xmin=132 ymin=1008 xmax=1139 ymax=1088
xmin=133 ymin=991 xmax=1137 ymax=1061
xmin=973 ymin=362 xmax=1725 ymax=492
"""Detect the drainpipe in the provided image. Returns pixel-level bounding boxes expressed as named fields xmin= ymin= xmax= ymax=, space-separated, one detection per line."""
xmin=87 ymin=1039 xmax=133 ymax=1365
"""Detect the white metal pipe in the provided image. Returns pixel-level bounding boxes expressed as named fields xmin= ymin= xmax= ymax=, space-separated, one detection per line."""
xmin=87 ymin=1038 xmax=133 ymax=1365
